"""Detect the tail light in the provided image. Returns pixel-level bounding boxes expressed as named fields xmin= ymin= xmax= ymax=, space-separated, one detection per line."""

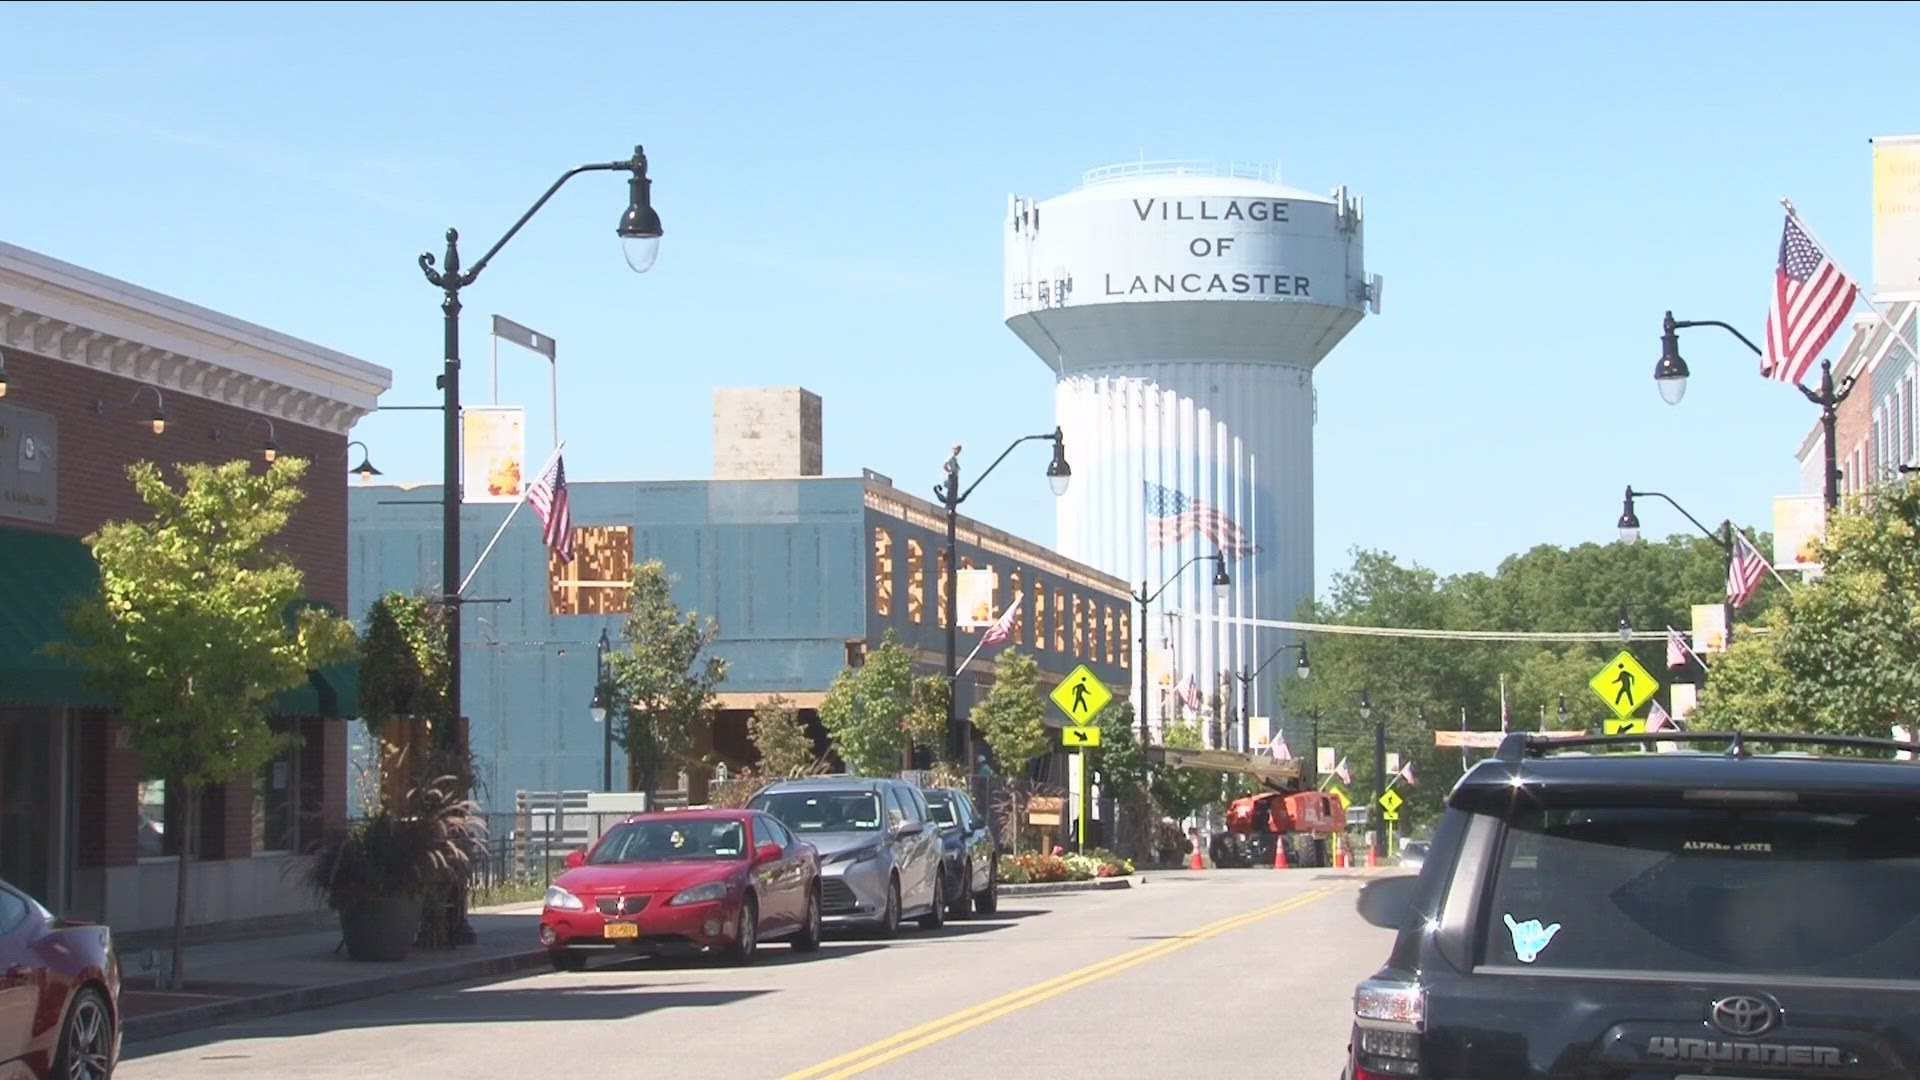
xmin=1352 ymin=977 xmax=1424 ymax=1078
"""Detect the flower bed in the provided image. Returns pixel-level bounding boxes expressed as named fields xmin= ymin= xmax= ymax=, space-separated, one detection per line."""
xmin=998 ymin=847 xmax=1134 ymax=884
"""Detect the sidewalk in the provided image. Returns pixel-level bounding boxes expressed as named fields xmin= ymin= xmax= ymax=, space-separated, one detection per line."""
xmin=120 ymin=901 xmax=548 ymax=1044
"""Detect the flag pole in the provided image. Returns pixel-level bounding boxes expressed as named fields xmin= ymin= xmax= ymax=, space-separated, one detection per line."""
xmin=460 ymin=440 xmax=565 ymax=597
xmin=953 ymin=593 xmax=1022 ymax=677
xmin=1666 ymin=625 xmax=1710 ymax=671
xmin=1783 ymin=198 xmax=1918 ymax=365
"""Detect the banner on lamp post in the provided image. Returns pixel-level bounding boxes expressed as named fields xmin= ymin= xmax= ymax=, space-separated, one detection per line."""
xmin=462 ymin=405 xmax=526 ymax=503
xmin=1773 ymin=494 xmax=1826 ymax=574
xmin=1691 ymin=604 xmax=1728 ymax=654
xmin=956 ymin=568 xmax=997 ymax=628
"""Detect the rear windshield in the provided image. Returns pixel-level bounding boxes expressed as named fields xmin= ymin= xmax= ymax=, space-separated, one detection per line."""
xmin=592 ymin=819 xmax=746 ymax=863
xmin=751 ymin=791 xmax=882 ymax=833
xmin=1481 ymin=806 xmax=1920 ymax=979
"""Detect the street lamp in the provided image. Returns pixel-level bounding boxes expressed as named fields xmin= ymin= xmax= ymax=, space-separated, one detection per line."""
xmin=590 ymin=629 xmax=616 ymax=793
xmin=1133 ymin=552 xmax=1230 ymax=745
xmin=418 ymin=144 xmax=659 ymax=946
xmin=1232 ymin=641 xmax=1308 ymax=754
xmin=1617 ymin=485 xmax=1738 ymax=652
xmin=94 ymin=385 xmax=167 ymax=434
xmin=935 ymin=428 xmax=1070 ymax=768
xmin=1617 ymin=605 xmax=1633 ymax=645
xmin=347 ymin=441 xmax=382 ymax=483
xmin=1654 ymin=310 xmax=1854 ymax=510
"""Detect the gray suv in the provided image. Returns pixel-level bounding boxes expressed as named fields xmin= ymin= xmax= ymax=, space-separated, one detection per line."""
xmin=748 ymin=777 xmax=945 ymax=937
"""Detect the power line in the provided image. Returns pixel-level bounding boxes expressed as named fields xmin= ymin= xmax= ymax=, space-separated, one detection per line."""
xmin=1177 ymin=611 xmax=1731 ymax=643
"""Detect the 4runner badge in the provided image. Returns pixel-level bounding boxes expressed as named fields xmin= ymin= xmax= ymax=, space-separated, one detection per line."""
xmin=1502 ymin=913 xmax=1562 ymax=963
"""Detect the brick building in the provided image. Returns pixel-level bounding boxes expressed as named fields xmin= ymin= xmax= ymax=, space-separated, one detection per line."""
xmin=0 ymin=241 xmax=389 ymax=933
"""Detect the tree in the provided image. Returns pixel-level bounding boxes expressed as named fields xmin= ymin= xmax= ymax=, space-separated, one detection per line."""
xmin=749 ymin=695 xmax=818 ymax=778
xmin=1092 ymin=700 xmax=1154 ymax=857
xmin=1150 ymin=722 xmax=1224 ymax=823
xmin=356 ymin=592 xmax=453 ymax=808
xmin=57 ymin=458 xmax=354 ymax=989
xmin=971 ymin=649 xmax=1048 ymax=852
xmin=817 ymin=629 xmax=917 ymax=775
xmin=610 ymin=560 xmax=725 ymax=801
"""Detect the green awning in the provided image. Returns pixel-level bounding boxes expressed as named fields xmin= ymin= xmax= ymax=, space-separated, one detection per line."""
xmin=0 ymin=527 xmax=108 ymax=706
xmin=272 ymin=660 xmax=360 ymax=719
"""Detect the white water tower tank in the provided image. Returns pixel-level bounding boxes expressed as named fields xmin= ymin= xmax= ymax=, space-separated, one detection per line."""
xmin=1004 ymin=160 xmax=1376 ymax=741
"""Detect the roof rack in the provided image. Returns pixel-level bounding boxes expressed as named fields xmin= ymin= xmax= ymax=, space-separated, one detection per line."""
xmin=1495 ymin=730 xmax=1920 ymax=762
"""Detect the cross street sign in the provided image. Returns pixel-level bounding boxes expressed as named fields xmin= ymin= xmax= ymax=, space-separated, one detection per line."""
xmin=1049 ymin=665 xmax=1112 ymax=726
xmin=1589 ymin=649 xmax=1657 ymax=719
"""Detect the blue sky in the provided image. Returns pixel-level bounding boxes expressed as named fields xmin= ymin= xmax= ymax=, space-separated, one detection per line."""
xmin=4 ymin=2 xmax=1915 ymax=593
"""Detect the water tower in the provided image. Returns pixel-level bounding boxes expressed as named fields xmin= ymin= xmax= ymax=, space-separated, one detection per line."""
xmin=1004 ymin=160 xmax=1377 ymax=743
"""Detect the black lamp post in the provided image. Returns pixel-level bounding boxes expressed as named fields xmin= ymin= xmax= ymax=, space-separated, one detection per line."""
xmin=1655 ymin=311 xmax=1854 ymax=511
xmin=417 ymin=145 xmax=661 ymax=946
xmin=934 ymin=429 xmax=1070 ymax=769
xmin=589 ymin=629 xmax=616 ymax=793
xmin=1233 ymin=641 xmax=1309 ymax=754
xmin=1618 ymin=485 xmax=1736 ymax=652
xmin=1361 ymin=691 xmax=1385 ymax=861
xmin=1133 ymin=554 xmax=1230 ymax=745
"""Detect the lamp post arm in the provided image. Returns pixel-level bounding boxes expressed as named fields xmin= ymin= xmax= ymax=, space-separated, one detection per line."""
xmin=421 ymin=160 xmax=639 ymax=290
xmin=1138 ymin=554 xmax=1214 ymax=606
xmin=1244 ymin=642 xmax=1300 ymax=683
xmin=955 ymin=432 xmax=1058 ymax=505
xmin=1630 ymin=488 xmax=1731 ymax=551
xmin=1672 ymin=318 xmax=1764 ymax=357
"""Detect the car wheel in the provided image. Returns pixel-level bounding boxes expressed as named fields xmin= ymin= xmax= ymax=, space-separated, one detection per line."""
xmin=792 ymin=887 xmax=823 ymax=953
xmin=725 ymin=895 xmax=759 ymax=964
xmin=548 ymin=948 xmax=587 ymax=972
xmin=52 ymin=986 xmax=113 ymax=1080
xmin=974 ymin=870 xmax=998 ymax=915
xmin=949 ymin=863 xmax=975 ymax=919
xmin=918 ymin=873 xmax=946 ymax=930
xmin=873 ymin=876 xmax=902 ymax=939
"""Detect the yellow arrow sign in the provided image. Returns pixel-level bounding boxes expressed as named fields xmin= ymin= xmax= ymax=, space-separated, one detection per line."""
xmin=1589 ymin=649 xmax=1657 ymax=719
xmin=1050 ymin=664 xmax=1112 ymax=726
xmin=1604 ymin=717 xmax=1648 ymax=736
xmin=1378 ymin=788 xmax=1404 ymax=815
xmin=1382 ymin=808 xmax=1400 ymax=822
xmin=1061 ymin=725 xmax=1102 ymax=748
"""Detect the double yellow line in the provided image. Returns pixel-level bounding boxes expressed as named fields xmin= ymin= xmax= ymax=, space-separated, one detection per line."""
xmin=781 ymin=885 xmax=1339 ymax=1080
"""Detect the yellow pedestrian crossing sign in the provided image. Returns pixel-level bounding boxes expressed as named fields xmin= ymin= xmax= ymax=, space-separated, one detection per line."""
xmin=1062 ymin=726 xmax=1102 ymax=748
xmin=1590 ymin=650 xmax=1657 ymax=720
xmin=1378 ymin=789 xmax=1403 ymax=815
xmin=1050 ymin=665 xmax=1112 ymax=726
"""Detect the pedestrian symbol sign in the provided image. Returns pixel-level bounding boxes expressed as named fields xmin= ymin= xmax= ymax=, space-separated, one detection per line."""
xmin=1589 ymin=650 xmax=1657 ymax=720
xmin=1050 ymin=665 xmax=1112 ymax=726
xmin=1061 ymin=726 xmax=1102 ymax=747
xmin=1378 ymin=789 xmax=1403 ymax=815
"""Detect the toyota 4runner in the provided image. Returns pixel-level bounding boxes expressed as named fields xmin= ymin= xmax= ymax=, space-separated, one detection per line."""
xmin=1347 ymin=730 xmax=1920 ymax=1080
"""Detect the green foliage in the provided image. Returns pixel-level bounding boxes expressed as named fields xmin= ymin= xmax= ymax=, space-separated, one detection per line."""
xmin=971 ymin=649 xmax=1048 ymax=771
xmin=305 ymin=775 xmax=482 ymax=909
xmin=905 ymin=674 xmax=950 ymax=757
xmin=818 ymin=629 xmax=919 ymax=775
xmin=57 ymin=458 xmax=356 ymax=790
xmin=357 ymin=591 xmax=450 ymax=736
xmin=748 ymin=695 xmax=818 ymax=778
xmin=610 ymin=560 xmax=725 ymax=792
xmin=1150 ymin=722 xmax=1224 ymax=821
xmin=1697 ymin=480 xmax=1920 ymax=737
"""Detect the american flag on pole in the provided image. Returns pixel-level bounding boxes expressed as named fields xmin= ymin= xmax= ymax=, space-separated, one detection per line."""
xmin=1763 ymin=213 xmax=1859 ymax=385
xmin=527 ymin=454 xmax=574 ymax=562
xmin=1727 ymin=532 xmax=1768 ymax=609
xmin=1332 ymin=756 xmax=1352 ymax=785
xmin=1666 ymin=626 xmax=1690 ymax=670
xmin=981 ymin=593 xmax=1023 ymax=646
xmin=1269 ymin=731 xmax=1292 ymax=761
xmin=1396 ymin=762 xmax=1417 ymax=787
xmin=1144 ymin=481 xmax=1257 ymax=560
xmin=1648 ymin=699 xmax=1675 ymax=733
xmin=1177 ymin=670 xmax=1202 ymax=713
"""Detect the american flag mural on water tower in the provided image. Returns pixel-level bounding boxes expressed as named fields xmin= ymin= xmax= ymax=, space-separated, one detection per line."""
xmin=1144 ymin=481 xmax=1258 ymax=561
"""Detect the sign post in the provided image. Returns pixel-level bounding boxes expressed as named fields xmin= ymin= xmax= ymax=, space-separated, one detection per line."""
xmin=1378 ymin=789 xmax=1403 ymax=857
xmin=1051 ymin=666 xmax=1111 ymax=855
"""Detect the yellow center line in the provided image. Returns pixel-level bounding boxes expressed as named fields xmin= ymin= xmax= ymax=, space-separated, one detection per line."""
xmin=782 ymin=884 xmax=1341 ymax=1080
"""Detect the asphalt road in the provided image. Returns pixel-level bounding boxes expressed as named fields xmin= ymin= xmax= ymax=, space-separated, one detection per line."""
xmin=123 ymin=868 xmax=1394 ymax=1080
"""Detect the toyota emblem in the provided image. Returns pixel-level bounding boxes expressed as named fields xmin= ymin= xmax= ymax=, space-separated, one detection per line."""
xmin=1711 ymin=994 xmax=1778 ymax=1037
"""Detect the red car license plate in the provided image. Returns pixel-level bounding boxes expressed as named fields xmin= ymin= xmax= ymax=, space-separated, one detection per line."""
xmin=603 ymin=922 xmax=639 ymax=940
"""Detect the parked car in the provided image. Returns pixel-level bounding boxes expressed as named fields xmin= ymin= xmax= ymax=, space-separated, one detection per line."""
xmin=1397 ymin=839 xmax=1429 ymax=871
xmin=539 ymin=809 xmax=820 ymax=971
xmin=923 ymin=787 xmax=998 ymax=917
xmin=0 ymin=877 xmax=120 ymax=1080
xmin=1348 ymin=730 xmax=1920 ymax=1080
xmin=748 ymin=776 xmax=944 ymax=936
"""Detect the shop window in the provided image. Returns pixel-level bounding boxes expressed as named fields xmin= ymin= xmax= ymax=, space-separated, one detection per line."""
xmin=960 ymin=556 xmax=978 ymax=635
xmin=1053 ymin=588 xmax=1067 ymax=653
xmin=1120 ymin=608 xmax=1131 ymax=668
xmin=1105 ymin=604 xmax=1116 ymax=664
xmin=550 ymin=525 xmax=634 ymax=615
xmin=873 ymin=528 xmax=894 ymax=617
xmin=253 ymin=735 xmax=302 ymax=854
xmin=1009 ymin=572 xmax=1024 ymax=643
xmin=138 ymin=779 xmax=181 ymax=859
xmin=907 ymin=540 xmax=925 ymax=624
xmin=936 ymin=548 xmax=950 ymax=628
xmin=1034 ymin=587 xmax=1048 ymax=650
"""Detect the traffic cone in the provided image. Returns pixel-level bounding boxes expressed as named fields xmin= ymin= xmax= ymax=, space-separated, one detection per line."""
xmin=1188 ymin=848 xmax=1205 ymax=870
xmin=1272 ymin=838 xmax=1289 ymax=870
xmin=1366 ymin=846 xmax=1377 ymax=869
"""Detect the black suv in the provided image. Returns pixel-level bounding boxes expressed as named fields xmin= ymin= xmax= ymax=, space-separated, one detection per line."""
xmin=1347 ymin=731 xmax=1920 ymax=1080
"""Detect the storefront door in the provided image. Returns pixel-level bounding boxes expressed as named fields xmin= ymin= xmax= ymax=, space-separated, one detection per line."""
xmin=0 ymin=707 xmax=60 ymax=904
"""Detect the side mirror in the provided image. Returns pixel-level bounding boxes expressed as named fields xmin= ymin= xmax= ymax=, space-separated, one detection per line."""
xmin=564 ymin=849 xmax=587 ymax=870
xmin=1355 ymin=875 xmax=1419 ymax=930
xmin=755 ymin=842 xmax=782 ymax=864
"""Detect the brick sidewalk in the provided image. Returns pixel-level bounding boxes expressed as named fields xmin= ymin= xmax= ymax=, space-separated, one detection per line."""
xmin=121 ymin=901 xmax=548 ymax=1043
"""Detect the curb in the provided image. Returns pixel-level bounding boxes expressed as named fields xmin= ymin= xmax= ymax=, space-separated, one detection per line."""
xmin=998 ymin=876 xmax=1135 ymax=897
xmin=123 ymin=947 xmax=549 ymax=1045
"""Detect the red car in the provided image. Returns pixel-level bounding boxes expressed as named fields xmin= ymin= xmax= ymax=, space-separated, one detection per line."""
xmin=539 ymin=809 xmax=821 ymax=971
xmin=0 ymin=878 xmax=120 ymax=1080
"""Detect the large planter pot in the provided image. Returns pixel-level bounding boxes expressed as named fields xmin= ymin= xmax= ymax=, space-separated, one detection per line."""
xmin=339 ymin=896 xmax=421 ymax=961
